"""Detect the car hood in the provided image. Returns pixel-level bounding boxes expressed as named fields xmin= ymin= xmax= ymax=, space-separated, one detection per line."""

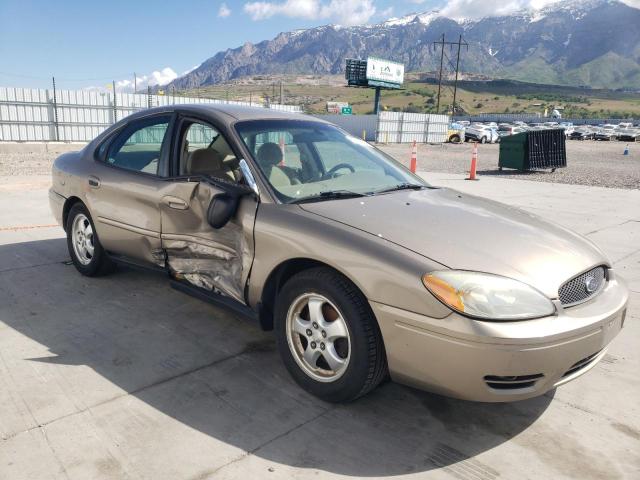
xmin=299 ymin=188 xmax=608 ymax=298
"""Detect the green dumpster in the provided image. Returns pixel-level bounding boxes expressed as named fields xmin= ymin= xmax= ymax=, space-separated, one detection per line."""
xmin=499 ymin=129 xmax=567 ymax=171
xmin=499 ymin=132 xmax=528 ymax=170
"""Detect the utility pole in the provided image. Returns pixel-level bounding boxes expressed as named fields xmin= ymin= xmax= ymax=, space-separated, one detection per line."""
xmin=279 ymin=81 xmax=283 ymax=105
xmin=51 ymin=76 xmax=59 ymax=141
xmin=373 ymin=86 xmax=381 ymax=114
xmin=432 ymin=34 xmax=468 ymax=115
xmin=435 ymin=34 xmax=445 ymax=113
xmin=112 ymin=80 xmax=117 ymax=123
xmin=452 ymin=34 xmax=463 ymax=116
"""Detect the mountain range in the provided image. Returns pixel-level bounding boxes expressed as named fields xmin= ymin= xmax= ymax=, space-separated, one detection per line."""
xmin=169 ymin=0 xmax=640 ymax=90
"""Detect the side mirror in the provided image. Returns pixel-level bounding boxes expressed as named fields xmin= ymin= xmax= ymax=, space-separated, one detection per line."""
xmin=207 ymin=193 xmax=238 ymax=229
xmin=239 ymin=159 xmax=259 ymax=196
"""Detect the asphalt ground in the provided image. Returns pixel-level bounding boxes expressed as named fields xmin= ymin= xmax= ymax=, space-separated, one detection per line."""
xmin=0 ymin=168 xmax=638 ymax=479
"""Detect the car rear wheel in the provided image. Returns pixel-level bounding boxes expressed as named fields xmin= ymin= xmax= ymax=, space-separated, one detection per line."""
xmin=66 ymin=203 xmax=114 ymax=276
xmin=275 ymin=267 xmax=387 ymax=402
xmin=480 ymin=136 xmax=487 ymax=144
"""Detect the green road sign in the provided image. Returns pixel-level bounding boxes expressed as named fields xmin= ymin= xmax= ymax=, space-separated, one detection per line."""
xmin=341 ymin=106 xmax=352 ymax=115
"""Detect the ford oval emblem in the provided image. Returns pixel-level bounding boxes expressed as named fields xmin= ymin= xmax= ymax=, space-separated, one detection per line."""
xmin=585 ymin=276 xmax=599 ymax=294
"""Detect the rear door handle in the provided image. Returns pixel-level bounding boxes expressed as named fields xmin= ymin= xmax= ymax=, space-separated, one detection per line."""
xmin=88 ymin=176 xmax=101 ymax=188
xmin=162 ymin=196 xmax=189 ymax=210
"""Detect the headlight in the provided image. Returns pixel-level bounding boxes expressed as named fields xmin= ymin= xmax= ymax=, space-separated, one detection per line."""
xmin=422 ymin=270 xmax=555 ymax=320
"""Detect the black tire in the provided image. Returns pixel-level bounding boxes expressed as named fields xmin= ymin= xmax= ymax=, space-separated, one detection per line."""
xmin=274 ymin=267 xmax=388 ymax=402
xmin=449 ymin=134 xmax=461 ymax=144
xmin=66 ymin=203 xmax=115 ymax=276
xmin=480 ymin=136 xmax=487 ymax=144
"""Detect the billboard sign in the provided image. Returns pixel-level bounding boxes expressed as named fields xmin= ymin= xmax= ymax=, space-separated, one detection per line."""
xmin=366 ymin=57 xmax=404 ymax=87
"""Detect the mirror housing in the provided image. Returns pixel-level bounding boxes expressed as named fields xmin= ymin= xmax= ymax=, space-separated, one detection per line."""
xmin=239 ymin=159 xmax=259 ymax=197
xmin=207 ymin=193 xmax=238 ymax=229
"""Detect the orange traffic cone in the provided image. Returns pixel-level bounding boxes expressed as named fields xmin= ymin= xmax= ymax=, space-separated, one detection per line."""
xmin=466 ymin=142 xmax=479 ymax=181
xmin=410 ymin=140 xmax=417 ymax=173
xmin=279 ymin=136 xmax=286 ymax=166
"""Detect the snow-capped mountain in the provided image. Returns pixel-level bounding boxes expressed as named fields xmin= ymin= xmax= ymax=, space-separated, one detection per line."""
xmin=169 ymin=0 xmax=640 ymax=90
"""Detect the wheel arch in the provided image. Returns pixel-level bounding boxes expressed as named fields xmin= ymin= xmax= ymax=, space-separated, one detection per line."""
xmin=257 ymin=258 xmax=369 ymax=332
xmin=62 ymin=196 xmax=84 ymax=232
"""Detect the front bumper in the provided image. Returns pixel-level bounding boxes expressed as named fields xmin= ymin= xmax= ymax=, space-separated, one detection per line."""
xmin=372 ymin=272 xmax=628 ymax=402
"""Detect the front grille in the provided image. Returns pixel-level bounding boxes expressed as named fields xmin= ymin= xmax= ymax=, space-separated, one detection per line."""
xmin=484 ymin=374 xmax=544 ymax=390
xmin=563 ymin=351 xmax=601 ymax=378
xmin=558 ymin=266 xmax=606 ymax=306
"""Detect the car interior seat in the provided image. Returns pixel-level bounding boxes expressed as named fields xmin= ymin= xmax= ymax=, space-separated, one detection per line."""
xmin=187 ymin=148 xmax=235 ymax=181
xmin=256 ymin=143 xmax=294 ymax=188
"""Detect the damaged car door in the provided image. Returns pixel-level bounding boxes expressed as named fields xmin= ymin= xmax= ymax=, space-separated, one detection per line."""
xmin=159 ymin=118 xmax=258 ymax=303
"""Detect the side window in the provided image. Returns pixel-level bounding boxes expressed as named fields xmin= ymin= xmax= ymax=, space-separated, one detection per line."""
xmin=106 ymin=116 xmax=170 ymax=175
xmin=179 ymin=120 xmax=239 ymax=182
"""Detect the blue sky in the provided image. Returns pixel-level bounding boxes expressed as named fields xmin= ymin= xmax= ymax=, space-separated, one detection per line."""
xmin=0 ymin=0 xmax=584 ymax=90
xmin=0 ymin=0 xmax=442 ymax=90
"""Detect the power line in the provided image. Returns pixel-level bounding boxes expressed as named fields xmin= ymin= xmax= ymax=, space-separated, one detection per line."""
xmin=432 ymin=34 xmax=469 ymax=115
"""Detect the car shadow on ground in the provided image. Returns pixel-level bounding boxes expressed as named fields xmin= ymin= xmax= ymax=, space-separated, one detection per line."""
xmin=0 ymin=238 xmax=553 ymax=477
xmin=476 ymin=168 xmax=559 ymax=177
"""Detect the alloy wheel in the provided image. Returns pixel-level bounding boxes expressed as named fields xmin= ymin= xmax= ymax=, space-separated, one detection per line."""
xmin=286 ymin=293 xmax=351 ymax=383
xmin=71 ymin=213 xmax=94 ymax=265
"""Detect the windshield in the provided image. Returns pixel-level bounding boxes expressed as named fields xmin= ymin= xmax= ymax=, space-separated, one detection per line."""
xmin=235 ymin=120 xmax=427 ymax=203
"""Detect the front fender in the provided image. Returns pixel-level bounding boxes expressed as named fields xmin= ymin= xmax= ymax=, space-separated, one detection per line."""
xmin=247 ymin=204 xmax=452 ymax=319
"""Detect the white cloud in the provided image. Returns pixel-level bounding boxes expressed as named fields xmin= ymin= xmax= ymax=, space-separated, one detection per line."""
xmin=441 ymin=0 xmax=561 ymax=20
xmin=218 ymin=2 xmax=231 ymax=17
xmin=145 ymin=67 xmax=179 ymax=87
xmin=243 ymin=0 xmax=376 ymax=26
xmin=84 ymin=67 xmax=178 ymax=93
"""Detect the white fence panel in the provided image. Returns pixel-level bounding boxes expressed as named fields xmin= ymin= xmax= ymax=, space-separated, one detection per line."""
xmin=376 ymin=111 xmax=449 ymax=143
xmin=0 ymin=86 xmax=303 ymax=141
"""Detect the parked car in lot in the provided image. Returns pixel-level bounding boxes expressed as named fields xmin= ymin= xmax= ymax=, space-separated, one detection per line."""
xmin=593 ymin=128 xmax=617 ymax=141
xmin=465 ymin=124 xmax=499 ymax=143
xmin=569 ymin=128 xmax=594 ymax=140
xmin=559 ymin=122 xmax=575 ymax=137
xmin=616 ymin=129 xmax=639 ymax=142
xmin=50 ymin=105 xmax=628 ymax=402
xmin=498 ymin=125 xmax=526 ymax=137
xmin=447 ymin=123 xmax=465 ymax=143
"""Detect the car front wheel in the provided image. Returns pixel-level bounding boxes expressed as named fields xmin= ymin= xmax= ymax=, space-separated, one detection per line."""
xmin=480 ymin=136 xmax=487 ymax=144
xmin=66 ymin=203 xmax=114 ymax=276
xmin=275 ymin=267 xmax=387 ymax=402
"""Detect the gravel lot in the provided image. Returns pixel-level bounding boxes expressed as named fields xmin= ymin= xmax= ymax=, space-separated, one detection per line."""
xmin=1 ymin=139 xmax=638 ymax=189
xmin=0 ymin=151 xmax=59 ymax=177
xmin=379 ymin=140 xmax=640 ymax=190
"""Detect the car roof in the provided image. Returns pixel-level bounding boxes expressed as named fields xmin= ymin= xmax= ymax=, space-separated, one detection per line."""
xmin=125 ymin=103 xmax=317 ymax=124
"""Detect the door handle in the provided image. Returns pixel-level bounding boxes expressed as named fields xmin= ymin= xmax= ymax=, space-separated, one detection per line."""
xmin=88 ymin=176 xmax=101 ymax=188
xmin=162 ymin=196 xmax=189 ymax=210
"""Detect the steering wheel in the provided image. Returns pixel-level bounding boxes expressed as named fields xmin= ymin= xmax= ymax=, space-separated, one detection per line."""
xmin=322 ymin=163 xmax=355 ymax=179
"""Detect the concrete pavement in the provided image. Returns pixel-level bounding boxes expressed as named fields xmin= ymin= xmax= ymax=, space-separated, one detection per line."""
xmin=0 ymin=172 xmax=638 ymax=479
